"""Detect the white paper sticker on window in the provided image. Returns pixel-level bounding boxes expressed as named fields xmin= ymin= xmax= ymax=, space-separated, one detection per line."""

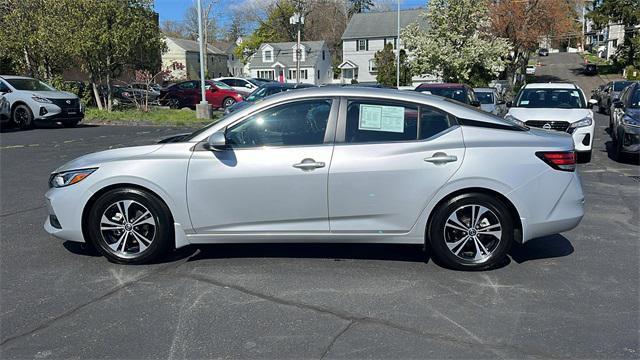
xmin=358 ymin=104 xmax=405 ymax=133
xmin=520 ymin=100 xmax=530 ymax=105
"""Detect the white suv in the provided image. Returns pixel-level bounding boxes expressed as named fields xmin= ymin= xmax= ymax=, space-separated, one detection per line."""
xmin=0 ymin=75 xmax=84 ymax=129
xmin=505 ymin=83 xmax=595 ymax=162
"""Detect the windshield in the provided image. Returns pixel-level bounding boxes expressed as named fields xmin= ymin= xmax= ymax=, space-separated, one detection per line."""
xmin=212 ymin=80 xmax=233 ymax=90
xmin=516 ymin=88 xmax=585 ymax=109
xmin=614 ymin=81 xmax=633 ymax=91
xmin=6 ymin=78 xmax=56 ymax=91
xmin=476 ymin=92 xmax=494 ymax=104
xmin=630 ymin=88 xmax=640 ymax=108
xmin=419 ymin=88 xmax=468 ymax=103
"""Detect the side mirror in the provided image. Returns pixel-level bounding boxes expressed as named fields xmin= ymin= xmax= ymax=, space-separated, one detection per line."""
xmin=470 ymin=100 xmax=481 ymax=107
xmin=588 ymin=98 xmax=598 ymax=108
xmin=245 ymin=83 xmax=252 ymax=88
xmin=506 ymin=101 xmax=513 ymax=108
xmin=207 ymin=131 xmax=227 ymax=150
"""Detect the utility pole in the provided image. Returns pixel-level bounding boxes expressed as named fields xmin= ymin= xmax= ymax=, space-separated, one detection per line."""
xmin=290 ymin=1 xmax=304 ymax=84
xmin=396 ymin=0 xmax=400 ymax=88
xmin=196 ymin=0 xmax=211 ymax=119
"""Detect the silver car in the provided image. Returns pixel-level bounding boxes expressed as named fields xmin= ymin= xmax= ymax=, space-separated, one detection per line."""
xmin=44 ymin=87 xmax=584 ymax=270
xmin=474 ymin=87 xmax=506 ymax=117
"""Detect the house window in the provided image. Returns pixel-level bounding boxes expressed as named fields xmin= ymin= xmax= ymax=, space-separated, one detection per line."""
xmin=357 ymin=39 xmax=368 ymax=51
xmin=322 ymin=50 xmax=325 ymax=60
xmin=384 ymin=37 xmax=397 ymax=50
xmin=317 ymin=70 xmax=320 ymax=79
xmin=288 ymin=69 xmax=308 ymax=80
xmin=257 ymin=70 xmax=274 ymax=80
xmin=263 ymin=49 xmax=273 ymax=62
xmin=343 ymin=68 xmax=354 ymax=79
xmin=612 ymin=39 xmax=618 ymax=47
xmin=369 ymin=59 xmax=377 ymax=73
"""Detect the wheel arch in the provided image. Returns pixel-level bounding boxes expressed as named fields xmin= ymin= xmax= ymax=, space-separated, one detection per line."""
xmin=81 ymin=183 xmax=176 ymax=248
xmin=425 ymin=187 xmax=523 ymax=244
xmin=10 ymin=100 xmax=31 ymax=113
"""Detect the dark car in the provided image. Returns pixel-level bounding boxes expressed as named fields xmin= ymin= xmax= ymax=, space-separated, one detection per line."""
xmin=538 ymin=48 xmax=549 ymax=56
xmin=583 ymin=63 xmax=598 ymax=76
xmin=600 ymin=80 xmax=636 ymax=115
xmin=610 ymin=82 xmax=640 ymax=160
xmin=112 ymin=84 xmax=160 ymax=107
xmin=414 ymin=83 xmax=480 ymax=107
xmin=224 ymin=82 xmax=316 ymax=114
xmin=160 ymin=80 xmax=244 ymax=110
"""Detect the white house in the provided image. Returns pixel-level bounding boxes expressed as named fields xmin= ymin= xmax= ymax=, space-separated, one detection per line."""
xmin=339 ymin=9 xmax=432 ymax=85
xmin=247 ymin=41 xmax=332 ymax=85
xmin=162 ymin=37 xmax=227 ymax=80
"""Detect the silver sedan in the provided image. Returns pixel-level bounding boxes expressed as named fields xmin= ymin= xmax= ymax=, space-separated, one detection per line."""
xmin=44 ymin=87 xmax=584 ymax=270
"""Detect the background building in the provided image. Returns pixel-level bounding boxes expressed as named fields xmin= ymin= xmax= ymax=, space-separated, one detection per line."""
xmin=162 ymin=37 xmax=227 ymax=80
xmin=247 ymin=41 xmax=332 ymax=85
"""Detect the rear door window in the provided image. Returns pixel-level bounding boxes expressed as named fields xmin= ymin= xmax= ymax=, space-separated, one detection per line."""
xmin=344 ymin=100 xmax=418 ymax=143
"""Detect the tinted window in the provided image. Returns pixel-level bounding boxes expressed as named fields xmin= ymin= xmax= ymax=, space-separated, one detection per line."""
xmin=516 ymin=88 xmax=585 ymax=109
xmin=630 ymin=87 xmax=640 ymax=109
xmin=220 ymin=79 xmax=235 ymax=87
xmin=420 ymin=107 xmax=452 ymax=139
xmin=0 ymin=81 xmax=9 ymax=93
xmin=6 ymin=78 xmax=55 ymax=91
xmin=418 ymin=87 xmax=468 ymax=103
xmin=345 ymin=100 xmax=418 ymax=143
xmin=178 ymin=81 xmax=196 ymax=89
xmin=226 ymin=99 xmax=332 ymax=147
xmin=476 ymin=92 xmax=494 ymax=104
xmin=614 ymin=81 xmax=633 ymax=91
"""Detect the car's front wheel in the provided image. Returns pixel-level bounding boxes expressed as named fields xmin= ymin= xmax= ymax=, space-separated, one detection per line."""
xmin=429 ymin=193 xmax=513 ymax=270
xmin=12 ymin=104 xmax=34 ymax=129
xmin=222 ymin=97 xmax=236 ymax=108
xmin=87 ymin=188 xmax=173 ymax=264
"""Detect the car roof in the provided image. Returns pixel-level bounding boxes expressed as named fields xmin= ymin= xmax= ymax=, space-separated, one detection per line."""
xmin=473 ymin=87 xmax=496 ymax=92
xmin=416 ymin=83 xmax=466 ymax=89
xmin=0 ymin=75 xmax=34 ymax=80
xmin=523 ymin=83 xmax=579 ymax=90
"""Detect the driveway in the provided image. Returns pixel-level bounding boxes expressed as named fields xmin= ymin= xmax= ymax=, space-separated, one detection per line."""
xmin=1 ymin=60 xmax=639 ymax=358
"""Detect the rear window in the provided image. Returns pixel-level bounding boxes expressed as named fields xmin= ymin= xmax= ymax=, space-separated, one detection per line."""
xmin=476 ymin=92 xmax=494 ymax=104
xmin=614 ymin=81 xmax=633 ymax=91
xmin=417 ymin=87 xmax=468 ymax=103
xmin=516 ymin=88 xmax=585 ymax=109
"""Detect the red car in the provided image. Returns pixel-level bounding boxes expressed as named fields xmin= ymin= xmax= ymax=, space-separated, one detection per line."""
xmin=160 ymin=80 xmax=244 ymax=109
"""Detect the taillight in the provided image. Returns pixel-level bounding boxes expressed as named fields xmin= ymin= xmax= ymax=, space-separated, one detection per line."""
xmin=536 ymin=151 xmax=576 ymax=172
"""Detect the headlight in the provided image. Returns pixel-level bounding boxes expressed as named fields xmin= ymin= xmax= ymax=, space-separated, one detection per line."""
xmin=49 ymin=168 xmax=97 ymax=188
xmin=622 ymin=115 xmax=640 ymax=127
xmin=504 ymin=114 xmax=525 ymax=127
xmin=569 ymin=116 xmax=593 ymax=129
xmin=32 ymin=96 xmax=52 ymax=103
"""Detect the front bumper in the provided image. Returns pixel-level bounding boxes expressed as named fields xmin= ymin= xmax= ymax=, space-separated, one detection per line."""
xmin=35 ymin=103 xmax=84 ymax=122
xmin=620 ymin=125 xmax=640 ymax=153
xmin=44 ymin=187 xmax=87 ymax=243
xmin=569 ymin=122 xmax=595 ymax=152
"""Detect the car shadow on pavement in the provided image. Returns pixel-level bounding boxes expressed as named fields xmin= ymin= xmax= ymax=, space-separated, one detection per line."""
xmin=509 ymin=234 xmax=574 ymax=264
xmin=603 ymin=139 xmax=640 ymax=165
xmin=188 ymin=243 xmax=428 ymax=263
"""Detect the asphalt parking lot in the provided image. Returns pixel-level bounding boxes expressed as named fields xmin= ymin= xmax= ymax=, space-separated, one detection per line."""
xmin=1 ymin=54 xmax=639 ymax=359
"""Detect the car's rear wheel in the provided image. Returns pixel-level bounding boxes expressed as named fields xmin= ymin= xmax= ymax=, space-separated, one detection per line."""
xmin=222 ymin=97 xmax=236 ymax=108
xmin=429 ymin=193 xmax=513 ymax=270
xmin=166 ymin=97 xmax=180 ymax=109
xmin=87 ymin=188 xmax=173 ymax=264
xmin=13 ymin=104 xmax=33 ymax=129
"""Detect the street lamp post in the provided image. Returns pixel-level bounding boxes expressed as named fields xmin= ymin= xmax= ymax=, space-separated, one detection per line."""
xmin=195 ymin=0 xmax=211 ymax=119
xmin=290 ymin=10 xmax=304 ymax=84
xmin=396 ymin=0 xmax=400 ymax=88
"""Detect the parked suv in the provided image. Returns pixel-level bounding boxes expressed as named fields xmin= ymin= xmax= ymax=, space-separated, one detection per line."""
xmin=610 ymin=82 xmax=640 ymax=160
xmin=160 ymin=80 xmax=244 ymax=110
xmin=505 ymin=83 xmax=594 ymax=162
xmin=415 ymin=83 xmax=480 ymax=107
xmin=0 ymin=94 xmax=10 ymax=125
xmin=0 ymin=75 xmax=84 ymax=129
xmin=600 ymin=80 xmax=635 ymax=115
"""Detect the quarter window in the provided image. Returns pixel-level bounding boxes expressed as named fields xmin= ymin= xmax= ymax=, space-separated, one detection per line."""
xmin=226 ymin=99 xmax=332 ymax=148
xmin=419 ymin=107 xmax=452 ymax=139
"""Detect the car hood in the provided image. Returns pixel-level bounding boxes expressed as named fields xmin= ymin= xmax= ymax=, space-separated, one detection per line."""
xmin=625 ymin=108 xmax=640 ymax=121
xmin=53 ymin=144 xmax=164 ymax=173
xmin=507 ymin=107 xmax=591 ymax=122
xmin=30 ymin=90 xmax=78 ymax=99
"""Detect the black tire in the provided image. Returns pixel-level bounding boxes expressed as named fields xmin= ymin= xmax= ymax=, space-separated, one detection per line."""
xmin=12 ymin=104 xmax=33 ymax=129
xmin=428 ymin=193 xmax=513 ymax=270
xmin=577 ymin=150 xmax=592 ymax=163
xmin=166 ymin=97 xmax=180 ymax=109
xmin=86 ymin=187 xmax=173 ymax=264
xmin=63 ymin=119 xmax=80 ymax=128
xmin=222 ymin=97 xmax=236 ymax=108
xmin=612 ymin=130 xmax=624 ymax=162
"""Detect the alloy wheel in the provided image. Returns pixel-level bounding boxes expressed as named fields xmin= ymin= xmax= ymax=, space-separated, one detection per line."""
xmin=223 ymin=98 xmax=236 ymax=108
xmin=99 ymin=200 xmax=156 ymax=258
xmin=443 ymin=204 xmax=502 ymax=262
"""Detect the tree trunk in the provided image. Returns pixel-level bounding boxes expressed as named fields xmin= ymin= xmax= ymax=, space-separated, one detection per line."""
xmin=92 ymin=81 xmax=103 ymax=111
xmin=106 ymin=73 xmax=112 ymax=112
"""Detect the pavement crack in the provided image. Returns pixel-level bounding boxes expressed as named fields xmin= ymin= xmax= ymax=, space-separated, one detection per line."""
xmin=320 ymin=320 xmax=355 ymax=359
xmin=181 ymin=273 xmax=552 ymax=358
xmin=0 ymin=259 xmax=189 ymax=347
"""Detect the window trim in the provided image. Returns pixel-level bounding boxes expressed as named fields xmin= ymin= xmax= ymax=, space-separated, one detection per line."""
xmin=220 ymin=97 xmax=339 ymax=149
xmin=334 ymin=96 xmax=458 ymax=145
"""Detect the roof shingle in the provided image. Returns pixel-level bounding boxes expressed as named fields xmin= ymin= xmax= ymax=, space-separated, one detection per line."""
xmin=341 ymin=9 xmax=426 ymax=40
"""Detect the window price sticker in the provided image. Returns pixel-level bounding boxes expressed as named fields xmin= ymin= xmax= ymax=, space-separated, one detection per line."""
xmin=358 ymin=104 xmax=405 ymax=133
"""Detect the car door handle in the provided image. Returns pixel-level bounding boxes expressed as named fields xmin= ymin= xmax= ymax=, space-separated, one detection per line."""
xmin=424 ymin=153 xmax=458 ymax=164
xmin=293 ymin=158 xmax=325 ymax=170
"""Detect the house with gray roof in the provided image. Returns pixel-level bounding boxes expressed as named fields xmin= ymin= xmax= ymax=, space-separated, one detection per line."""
xmin=339 ymin=9 xmax=432 ymax=84
xmin=247 ymin=41 xmax=332 ymax=85
xmin=162 ymin=37 xmax=228 ymax=80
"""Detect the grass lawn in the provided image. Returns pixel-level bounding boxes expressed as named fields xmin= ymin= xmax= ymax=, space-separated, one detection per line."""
xmin=85 ymin=108 xmax=222 ymax=127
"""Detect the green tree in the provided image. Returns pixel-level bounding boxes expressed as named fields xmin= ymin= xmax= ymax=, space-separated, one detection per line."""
xmin=374 ymin=43 xmax=412 ymax=87
xmin=588 ymin=0 xmax=640 ymax=67
xmin=67 ymin=0 xmax=165 ymax=111
xmin=401 ymin=0 xmax=510 ymax=86
xmin=348 ymin=0 xmax=374 ymax=18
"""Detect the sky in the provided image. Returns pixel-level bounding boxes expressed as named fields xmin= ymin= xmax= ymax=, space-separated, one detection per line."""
xmin=153 ymin=0 xmax=429 ymax=31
